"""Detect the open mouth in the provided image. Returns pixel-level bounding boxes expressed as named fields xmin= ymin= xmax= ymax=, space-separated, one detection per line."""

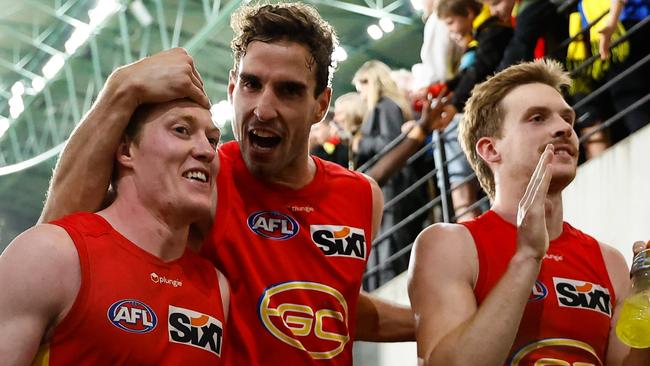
xmin=249 ymin=129 xmax=281 ymax=149
xmin=551 ymin=144 xmax=576 ymax=158
xmin=182 ymin=170 xmax=209 ymax=183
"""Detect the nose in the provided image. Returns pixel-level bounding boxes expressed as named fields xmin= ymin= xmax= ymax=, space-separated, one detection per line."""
xmin=254 ymin=87 xmax=279 ymax=122
xmin=551 ymin=115 xmax=574 ymax=139
xmin=192 ymin=136 xmax=216 ymax=163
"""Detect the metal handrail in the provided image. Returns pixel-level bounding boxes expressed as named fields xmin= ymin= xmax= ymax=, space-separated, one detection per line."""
xmin=361 ymin=13 xmax=650 ymax=289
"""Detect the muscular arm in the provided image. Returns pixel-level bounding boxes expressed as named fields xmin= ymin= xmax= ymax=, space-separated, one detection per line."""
xmin=39 ymin=48 xmax=210 ymax=223
xmin=0 ymin=225 xmax=80 ymax=365
xmin=355 ymin=175 xmax=416 ymax=342
xmin=408 ymin=145 xmax=554 ymax=365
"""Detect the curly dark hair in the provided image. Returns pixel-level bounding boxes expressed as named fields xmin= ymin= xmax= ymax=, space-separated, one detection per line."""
xmin=230 ymin=2 xmax=338 ymax=96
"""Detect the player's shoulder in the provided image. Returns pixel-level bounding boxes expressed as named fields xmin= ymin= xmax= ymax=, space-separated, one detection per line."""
xmin=598 ymin=241 xmax=629 ymax=273
xmin=1 ymin=224 xmax=80 ymax=310
xmin=3 ymin=224 xmax=78 ymax=275
xmin=5 ymin=224 xmax=75 ymax=257
xmin=412 ymin=223 xmax=477 ymax=270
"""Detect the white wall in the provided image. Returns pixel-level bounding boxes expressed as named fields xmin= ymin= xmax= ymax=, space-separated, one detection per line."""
xmin=354 ymin=125 xmax=650 ymax=365
xmin=564 ymin=124 xmax=650 ymax=266
xmin=353 ymin=271 xmax=417 ymax=366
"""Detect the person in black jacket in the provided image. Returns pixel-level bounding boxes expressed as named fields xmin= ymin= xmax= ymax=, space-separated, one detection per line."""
xmin=438 ymin=0 xmax=514 ymax=115
xmin=353 ymin=60 xmax=427 ymax=289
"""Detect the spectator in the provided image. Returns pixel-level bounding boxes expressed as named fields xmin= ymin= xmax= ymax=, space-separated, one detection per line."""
xmin=412 ymin=0 xmax=463 ymax=92
xmin=332 ymin=92 xmax=367 ymax=169
xmin=570 ymin=0 xmax=650 ymax=151
xmin=353 ymin=60 xmax=426 ymax=288
xmin=482 ymin=0 xmax=569 ymax=70
xmin=309 ymin=114 xmax=349 ymax=168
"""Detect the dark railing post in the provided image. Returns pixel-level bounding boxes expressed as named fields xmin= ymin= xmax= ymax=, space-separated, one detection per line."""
xmin=433 ymin=130 xmax=454 ymax=223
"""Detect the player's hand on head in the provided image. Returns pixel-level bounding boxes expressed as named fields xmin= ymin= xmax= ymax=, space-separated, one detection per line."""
xmin=110 ymin=48 xmax=211 ymax=109
xmin=516 ymin=144 xmax=554 ymax=260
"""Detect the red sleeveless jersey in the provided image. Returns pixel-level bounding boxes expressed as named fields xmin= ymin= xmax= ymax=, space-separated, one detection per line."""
xmin=35 ymin=213 xmax=225 ymax=366
xmin=203 ymin=141 xmax=373 ymax=365
xmin=461 ymin=210 xmax=615 ymax=366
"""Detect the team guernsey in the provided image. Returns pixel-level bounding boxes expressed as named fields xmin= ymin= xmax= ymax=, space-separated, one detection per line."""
xmin=461 ymin=210 xmax=615 ymax=366
xmin=34 ymin=212 xmax=225 ymax=366
xmin=204 ymin=141 xmax=373 ymax=364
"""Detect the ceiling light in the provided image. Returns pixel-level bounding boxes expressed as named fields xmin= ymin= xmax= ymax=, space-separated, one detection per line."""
xmin=379 ymin=17 xmax=395 ymax=33
xmin=65 ymin=24 xmax=91 ymax=54
xmin=0 ymin=116 xmax=9 ymax=138
xmin=332 ymin=46 xmax=348 ymax=62
xmin=11 ymin=81 xmax=25 ymax=96
xmin=9 ymin=95 xmax=24 ymax=119
xmin=410 ymin=0 xmax=424 ymax=11
xmin=129 ymin=0 xmax=153 ymax=27
xmin=367 ymin=24 xmax=383 ymax=40
xmin=88 ymin=0 xmax=121 ymax=27
xmin=210 ymin=100 xmax=233 ymax=129
xmin=32 ymin=76 xmax=46 ymax=92
xmin=42 ymin=54 xmax=65 ymax=80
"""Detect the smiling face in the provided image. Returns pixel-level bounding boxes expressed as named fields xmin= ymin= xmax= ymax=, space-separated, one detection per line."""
xmin=492 ymin=83 xmax=578 ymax=192
xmin=119 ymin=99 xmax=220 ymax=220
xmin=228 ymin=40 xmax=331 ymax=182
xmin=442 ymin=14 xmax=474 ymax=42
xmin=482 ymin=0 xmax=514 ymax=23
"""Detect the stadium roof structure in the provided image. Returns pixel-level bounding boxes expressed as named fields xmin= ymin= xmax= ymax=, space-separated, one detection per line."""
xmin=0 ymin=0 xmax=425 ymax=247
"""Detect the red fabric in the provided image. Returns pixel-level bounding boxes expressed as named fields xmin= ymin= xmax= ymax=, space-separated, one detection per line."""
xmin=45 ymin=213 xmax=224 ymax=365
xmin=534 ymin=37 xmax=546 ymax=59
xmin=461 ymin=210 xmax=615 ymax=366
xmin=205 ymin=141 xmax=373 ymax=365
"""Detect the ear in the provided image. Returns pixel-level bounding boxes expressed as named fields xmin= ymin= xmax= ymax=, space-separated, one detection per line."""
xmin=227 ymin=69 xmax=236 ymax=103
xmin=116 ymin=138 xmax=135 ymax=169
xmin=313 ymin=87 xmax=332 ymax=125
xmin=476 ymin=136 xmax=501 ymax=165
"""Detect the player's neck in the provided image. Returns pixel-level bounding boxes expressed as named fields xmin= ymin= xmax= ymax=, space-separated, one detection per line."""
xmin=98 ymin=196 xmax=190 ymax=262
xmin=492 ymin=189 xmax=565 ymax=241
xmin=259 ymin=154 xmax=317 ymax=190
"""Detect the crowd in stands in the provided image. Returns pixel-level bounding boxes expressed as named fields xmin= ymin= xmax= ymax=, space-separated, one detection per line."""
xmin=307 ymin=0 xmax=649 ymax=289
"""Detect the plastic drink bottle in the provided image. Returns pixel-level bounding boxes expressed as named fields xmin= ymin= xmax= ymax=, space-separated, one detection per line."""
xmin=616 ymin=248 xmax=650 ymax=348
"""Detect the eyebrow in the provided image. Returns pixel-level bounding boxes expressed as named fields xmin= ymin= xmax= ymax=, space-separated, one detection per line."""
xmin=240 ymin=72 xmax=308 ymax=93
xmin=522 ymin=106 xmax=576 ymax=120
xmin=239 ymin=72 xmax=260 ymax=84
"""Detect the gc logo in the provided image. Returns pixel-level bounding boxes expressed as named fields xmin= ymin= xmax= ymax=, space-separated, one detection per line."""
xmin=258 ymin=281 xmax=350 ymax=360
xmin=509 ymin=338 xmax=602 ymax=366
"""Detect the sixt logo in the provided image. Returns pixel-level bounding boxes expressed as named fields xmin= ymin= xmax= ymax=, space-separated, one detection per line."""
xmin=107 ymin=299 xmax=157 ymax=334
xmin=247 ymin=211 xmax=299 ymax=240
xmin=310 ymin=225 xmax=367 ymax=260
xmin=169 ymin=305 xmax=223 ymax=357
xmin=258 ymin=281 xmax=350 ymax=360
xmin=529 ymin=280 xmax=548 ymax=302
xmin=553 ymin=277 xmax=612 ymax=317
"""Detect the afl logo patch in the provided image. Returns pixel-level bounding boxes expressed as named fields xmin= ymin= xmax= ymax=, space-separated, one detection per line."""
xmin=529 ymin=280 xmax=548 ymax=302
xmin=247 ymin=211 xmax=299 ymax=240
xmin=107 ymin=299 xmax=158 ymax=334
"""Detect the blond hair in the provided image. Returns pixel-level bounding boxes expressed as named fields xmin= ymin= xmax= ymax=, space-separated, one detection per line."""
xmin=352 ymin=60 xmax=413 ymax=121
xmin=334 ymin=92 xmax=366 ymax=135
xmin=459 ymin=59 xmax=571 ymax=199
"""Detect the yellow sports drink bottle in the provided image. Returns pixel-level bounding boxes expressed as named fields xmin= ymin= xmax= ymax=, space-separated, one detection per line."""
xmin=616 ymin=248 xmax=650 ymax=348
